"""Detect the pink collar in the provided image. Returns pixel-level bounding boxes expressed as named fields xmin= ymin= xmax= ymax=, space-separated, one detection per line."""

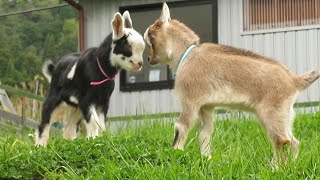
xmin=90 ymin=57 xmax=115 ymax=85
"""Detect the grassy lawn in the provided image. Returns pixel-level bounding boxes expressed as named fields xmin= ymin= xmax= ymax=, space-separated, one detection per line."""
xmin=0 ymin=112 xmax=319 ymax=179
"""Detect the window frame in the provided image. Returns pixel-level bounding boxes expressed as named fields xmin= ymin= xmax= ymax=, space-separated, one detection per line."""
xmin=119 ymin=0 xmax=218 ymax=92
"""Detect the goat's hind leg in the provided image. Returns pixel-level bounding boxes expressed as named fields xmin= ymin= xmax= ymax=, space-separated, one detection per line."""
xmin=80 ymin=104 xmax=99 ymax=138
xmin=36 ymin=95 xmax=61 ymax=146
xmin=287 ymin=106 xmax=299 ymax=160
xmin=63 ymin=106 xmax=82 ymax=140
xmin=256 ymin=105 xmax=299 ymax=168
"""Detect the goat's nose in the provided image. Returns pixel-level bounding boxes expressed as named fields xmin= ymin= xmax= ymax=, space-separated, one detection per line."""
xmin=138 ymin=62 xmax=142 ymax=67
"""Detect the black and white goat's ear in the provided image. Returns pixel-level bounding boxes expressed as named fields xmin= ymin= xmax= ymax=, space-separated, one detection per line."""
xmin=112 ymin=12 xmax=125 ymax=40
xmin=160 ymin=3 xmax=171 ymax=24
xmin=123 ymin=10 xmax=133 ymax=29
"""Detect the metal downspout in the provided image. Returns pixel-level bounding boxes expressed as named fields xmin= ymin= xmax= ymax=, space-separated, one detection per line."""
xmin=64 ymin=0 xmax=84 ymax=51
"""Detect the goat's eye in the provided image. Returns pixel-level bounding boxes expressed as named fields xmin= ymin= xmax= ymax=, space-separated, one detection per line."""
xmin=125 ymin=43 xmax=131 ymax=48
xmin=149 ymin=35 xmax=155 ymax=44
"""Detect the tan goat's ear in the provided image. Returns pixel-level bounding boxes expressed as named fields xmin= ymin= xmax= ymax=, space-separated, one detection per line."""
xmin=160 ymin=3 xmax=171 ymax=24
xmin=112 ymin=12 xmax=125 ymax=40
xmin=123 ymin=11 xmax=133 ymax=29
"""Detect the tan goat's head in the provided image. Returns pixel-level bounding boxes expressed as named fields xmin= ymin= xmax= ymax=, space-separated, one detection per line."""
xmin=143 ymin=3 xmax=172 ymax=65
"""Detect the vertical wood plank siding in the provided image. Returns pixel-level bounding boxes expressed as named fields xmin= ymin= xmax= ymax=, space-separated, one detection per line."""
xmin=243 ymin=0 xmax=320 ymax=31
xmin=80 ymin=0 xmax=320 ymax=117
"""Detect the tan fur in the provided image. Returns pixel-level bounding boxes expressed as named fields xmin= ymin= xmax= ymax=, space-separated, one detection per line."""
xmin=145 ymin=3 xmax=320 ymax=167
xmin=63 ymin=106 xmax=82 ymax=140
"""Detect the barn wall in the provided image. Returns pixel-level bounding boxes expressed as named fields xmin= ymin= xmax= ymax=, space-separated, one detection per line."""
xmin=80 ymin=0 xmax=320 ymax=117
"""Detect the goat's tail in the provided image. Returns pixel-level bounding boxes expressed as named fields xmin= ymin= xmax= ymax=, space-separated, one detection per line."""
xmin=295 ymin=70 xmax=320 ymax=90
xmin=42 ymin=60 xmax=55 ymax=83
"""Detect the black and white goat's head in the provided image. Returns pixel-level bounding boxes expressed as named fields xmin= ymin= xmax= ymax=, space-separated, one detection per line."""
xmin=110 ymin=11 xmax=145 ymax=71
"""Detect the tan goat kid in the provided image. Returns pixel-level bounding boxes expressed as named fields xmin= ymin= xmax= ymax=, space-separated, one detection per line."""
xmin=144 ymin=3 xmax=320 ymax=166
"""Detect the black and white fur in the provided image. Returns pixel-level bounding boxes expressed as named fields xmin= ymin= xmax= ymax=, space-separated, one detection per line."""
xmin=36 ymin=11 xmax=145 ymax=146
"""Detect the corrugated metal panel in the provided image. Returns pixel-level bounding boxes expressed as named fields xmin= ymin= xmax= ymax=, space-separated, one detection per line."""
xmin=295 ymin=31 xmax=308 ymax=102
xmin=230 ymin=0 xmax=241 ymax=48
xmin=284 ymin=31 xmax=296 ymax=76
xmin=262 ymin=33 xmax=273 ymax=58
xmin=252 ymin=34 xmax=263 ymax=54
xmin=318 ymin=29 xmax=320 ymax=101
xmin=80 ymin=0 xmax=320 ymax=117
xmin=218 ymin=0 xmax=231 ymax=45
xmin=307 ymin=29 xmax=319 ymax=102
xmin=273 ymin=32 xmax=285 ymax=65
xmin=241 ymin=35 xmax=253 ymax=50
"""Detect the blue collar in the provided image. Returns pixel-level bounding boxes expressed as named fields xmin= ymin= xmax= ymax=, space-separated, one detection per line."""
xmin=172 ymin=44 xmax=196 ymax=78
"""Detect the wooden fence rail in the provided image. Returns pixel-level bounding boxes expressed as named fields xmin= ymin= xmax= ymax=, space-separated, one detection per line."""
xmin=0 ymin=86 xmax=42 ymax=132
xmin=0 ymin=84 xmax=45 ymax=102
xmin=0 ymin=110 xmax=39 ymax=131
xmin=0 ymin=110 xmax=39 ymax=129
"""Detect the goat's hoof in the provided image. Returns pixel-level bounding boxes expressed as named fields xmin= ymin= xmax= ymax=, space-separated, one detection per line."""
xmin=206 ymin=155 xmax=212 ymax=160
xmin=35 ymin=140 xmax=47 ymax=147
xmin=173 ymin=145 xmax=184 ymax=151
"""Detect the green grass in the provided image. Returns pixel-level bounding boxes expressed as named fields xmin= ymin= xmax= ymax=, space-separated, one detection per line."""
xmin=0 ymin=112 xmax=319 ymax=179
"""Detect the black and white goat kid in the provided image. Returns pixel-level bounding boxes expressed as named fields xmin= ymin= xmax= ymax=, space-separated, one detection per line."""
xmin=36 ymin=11 xmax=145 ymax=146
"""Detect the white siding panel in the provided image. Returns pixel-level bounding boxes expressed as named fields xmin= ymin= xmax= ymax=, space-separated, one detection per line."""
xmin=151 ymin=90 xmax=159 ymax=113
xmin=218 ymin=0 xmax=231 ymax=45
xmin=169 ymin=90 xmax=179 ymax=112
xmin=262 ymin=33 xmax=274 ymax=58
xmin=156 ymin=90 xmax=163 ymax=113
xmin=120 ymin=90 xmax=127 ymax=116
xmin=318 ymin=30 xmax=320 ymax=102
xmin=252 ymin=34 xmax=263 ymax=54
xmin=241 ymin=35 xmax=253 ymax=51
xmin=230 ymin=0 xmax=241 ymax=48
xmin=284 ymin=32 xmax=297 ymax=75
xmin=306 ymin=29 xmax=319 ymax=102
xmin=82 ymin=1 xmax=95 ymax=48
xmin=108 ymin=76 xmax=122 ymax=115
xmin=93 ymin=2 xmax=102 ymax=47
xmin=295 ymin=31 xmax=308 ymax=102
xmin=158 ymin=89 xmax=167 ymax=113
xmin=273 ymin=32 xmax=285 ymax=65
xmin=153 ymin=90 xmax=160 ymax=114
xmin=295 ymin=31 xmax=308 ymax=75
xmin=100 ymin=0 xmax=112 ymax=38
xmin=109 ymin=76 xmax=120 ymax=116
xmin=130 ymin=92 xmax=139 ymax=115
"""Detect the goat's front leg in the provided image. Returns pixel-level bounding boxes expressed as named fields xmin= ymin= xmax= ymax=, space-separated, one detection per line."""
xmin=173 ymin=110 xmax=198 ymax=150
xmin=96 ymin=104 xmax=111 ymax=135
xmin=198 ymin=106 xmax=214 ymax=158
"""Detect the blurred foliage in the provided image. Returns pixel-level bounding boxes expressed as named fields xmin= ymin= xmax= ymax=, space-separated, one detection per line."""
xmin=0 ymin=0 xmax=78 ymax=87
